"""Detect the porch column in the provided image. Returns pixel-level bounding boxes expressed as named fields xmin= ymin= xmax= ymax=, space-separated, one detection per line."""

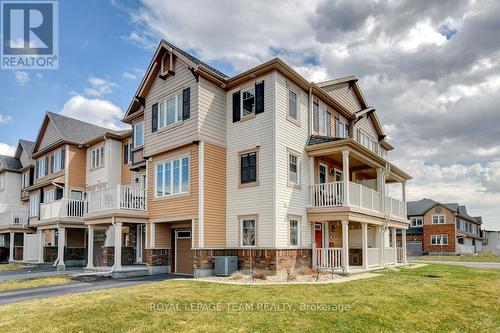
xmin=377 ymin=168 xmax=385 ymax=212
xmin=86 ymin=225 xmax=94 ymax=269
xmin=361 ymin=222 xmax=368 ymax=270
xmin=9 ymin=232 xmax=14 ymax=262
xmin=392 ymin=227 xmax=397 ymax=265
xmin=341 ymin=220 xmax=349 ymax=273
xmin=309 ymin=156 xmax=315 ymax=206
xmin=342 ymin=150 xmax=350 ymax=206
xmin=379 ymin=226 xmax=385 ymax=266
xmin=37 ymin=229 xmax=44 ymax=263
xmin=402 ymin=181 xmax=407 ymax=217
xmin=402 ymin=228 xmax=408 ymax=264
xmin=114 ymin=222 xmax=122 ymax=270
xmin=57 ymin=227 xmax=66 ymax=270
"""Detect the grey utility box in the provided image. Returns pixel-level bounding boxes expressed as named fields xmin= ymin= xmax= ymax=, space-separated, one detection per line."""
xmin=214 ymin=256 xmax=239 ymax=276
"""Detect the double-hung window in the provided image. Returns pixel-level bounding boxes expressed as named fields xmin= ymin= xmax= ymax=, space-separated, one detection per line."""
xmin=319 ymin=164 xmax=327 ymax=184
xmin=155 ymin=155 xmax=190 ymax=197
xmin=241 ymin=86 xmax=255 ymax=117
xmin=91 ymin=147 xmax=104 ymax=169
xmin=133 ymin=122 xmax=144 ymax=147
xmin=410 ymin=217 xmax=423 ymax=227
xmin=289 ymin=218 xmax=299 ymax=246
xmin=288 ymin=152 xmax=300 ymax=185
xmin=123 ymin=142 xmax=132 ymax=164
xmin=240 ymin=151 xmax=257 ymax=186
xmin=336 ymin=119 xmax=349 ymax=138
xmin=318 ymin=107 xmax=331 ymax=135
xmin=52 ymin=150 xmax=62 ymax=173
xmin=158 ymin=92 xmax=183 ymax=129
xmin=431 ymin=234 xmax=448 ymax=245
xmin=21 ymin=172 xmax=30 ymax=188
xmin=288 ymin=90 xmax=298 ymax=121
xmin=241 ymin=218 xmax=256 ymax=247
xmin=36 ymin=157 xmax=48 ymax=179
xmin=432 ymin=215 xmax=445 ymax=224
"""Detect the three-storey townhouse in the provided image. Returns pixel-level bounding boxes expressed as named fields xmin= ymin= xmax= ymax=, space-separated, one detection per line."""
xmin=119 ymin=40 xmax=412 ymax=277
xmin=0 ymin=141 xmax=33 ymax=262
xmin=404 ymin=198 xmax=483 ymax=256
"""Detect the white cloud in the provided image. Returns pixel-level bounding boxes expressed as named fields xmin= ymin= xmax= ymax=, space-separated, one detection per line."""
xmin=0 ymin=115 xmax=12 ymax=124
xmin=83 ymin=77 xmax=118 ymax=97
xmin=14 ymin=71 xmax=30 ymax=85
xmin=0 ymin=143 xmax=16 ymax=156
xmin=122 ymin=31 xmax=156 ymax=50
xmin=122 ymin=71 xmax=137 ymax=80
xmin=58 ymin=95 xmax=126 ymax=130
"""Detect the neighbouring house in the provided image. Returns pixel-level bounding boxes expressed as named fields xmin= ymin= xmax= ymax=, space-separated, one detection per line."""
xmin=401 ymin=198 xmax=483 ymax=256
xmin=482 ymin=230 xmax=500 ymax=255
xmin=116 ymin=39 xmax=412 ymax=276
xmin=0 ymin=140 xmax=33 ymax=262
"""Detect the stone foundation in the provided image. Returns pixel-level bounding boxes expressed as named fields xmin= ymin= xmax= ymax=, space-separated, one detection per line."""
xmin=193 ymin=249 xmax=312 ymax=275
xmin=101 ymin=246 xmax=136 ymax=266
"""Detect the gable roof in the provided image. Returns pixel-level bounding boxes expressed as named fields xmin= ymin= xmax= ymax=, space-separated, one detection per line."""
xmin=407 ymin=199 xmax=459 ymax=216
xmin=457 ymin=205 xmax=481 ymax=223
xmin=17 ymin=139 xmax=34 ymax=158
xmin=32 ymin=112 xmax=126 ymax=156
xmin=0 ymin=155 xmax=22 ymax=171
xmin=473 ymin=216 xmax=483 ymax=224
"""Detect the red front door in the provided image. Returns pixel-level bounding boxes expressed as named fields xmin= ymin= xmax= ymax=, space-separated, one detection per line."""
xmin=315 ymin=223 xmax=323 ymax=247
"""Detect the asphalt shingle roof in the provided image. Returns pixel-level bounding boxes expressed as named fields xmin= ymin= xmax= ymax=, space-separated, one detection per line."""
xmin=0 ymin=155 xmax=22 ymax=170
xmin=19 ymin=139 xmax=34 ymax=157
xmin=307 ymin=135 xmax=344 ymax=146
xmin=46 ymin=112 xmax=111 ymax=144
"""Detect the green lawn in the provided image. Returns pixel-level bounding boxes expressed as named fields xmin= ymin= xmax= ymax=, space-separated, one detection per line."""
xmin=0 ymin=264 xmax=498 ymax=332
xmin=0 ymin=276 xmax=74 ymax=292
xmin=415 ymin=252 xmax=500 ymax=262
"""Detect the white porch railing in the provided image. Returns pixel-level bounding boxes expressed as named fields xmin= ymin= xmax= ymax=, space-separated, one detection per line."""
xmin=0 ymin=208 xmax=29 ymax=226
xmin=87 ymin=184 xmax=146 ymax=213
xmin=397 ymin=247 xmax=404 ymax=263
xmin=367 ymin=248 xmax=380 ymax=267
xmin=457 ymin=244 xmax=475 ymax=254
xmin=311 ymin=182 xmax=343 ymax=207
xmin=312 ymin=247 xmax=343 ymax=269
xmin=40 ymin=198 xmax=85 ymax=220
xmin=384 ymin=247 xmax=396 ymax=264
xmin=385 ymin=196 xmax=406 ymax=219
xmin=349 ymin=182 xmax=381 ymax=211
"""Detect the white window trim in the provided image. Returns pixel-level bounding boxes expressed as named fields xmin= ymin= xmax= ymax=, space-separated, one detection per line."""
xmin=240 ymin=85 xmax=256 ymax=119
xmin=431 ymin=234 xmax=448 ymax=245
xmin=287 ymin=88 xmax=300 ymax=124
xmin=133 ymin=122 xmax=144 ymax=147
xmin=287 ymin=150 xmax=301 ymax=186
xmin=154 ymin=154 xmax=190 ymax=198
xmin=90 ymin=146 xmax=105 ymax=169
xmin=240 ymin=217 xmax=257 ymax=248
xmin=410 ymin=217 xmax=423 ymax=227
xmin=333 ymin=168 xmax=343 ymax=182
xmin=318 ymin=106 xmax=330 ymax=136
xmin=432 ymin=215 xmax=446 ymax=224
xmin=319 ymin=163 xmax=328 ymax=184
xmin=158 ymin=92 xmax=183 ymax=130
xmin=288 ymin=216 xmax=301 ymax=247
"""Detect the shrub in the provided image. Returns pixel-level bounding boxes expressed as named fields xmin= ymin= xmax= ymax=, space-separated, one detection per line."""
xmin=296 ymin=266 xmax=317 ymax=276
xmin=253 ymin=271 xmax=267 ymax=280
xmin=229 ymin=271 xmax=244 ymax=280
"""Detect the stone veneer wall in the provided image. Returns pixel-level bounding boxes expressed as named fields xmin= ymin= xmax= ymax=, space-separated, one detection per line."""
xmin=193 ymin=249 xmax=312 ymax=275
xmin=145 ymin=249 xmax=169 ymax=266
xmin=101 ymin=246 xmax=136 ymax=266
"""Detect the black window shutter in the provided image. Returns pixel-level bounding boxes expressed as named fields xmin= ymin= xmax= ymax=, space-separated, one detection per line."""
xmin=124 ymin=144 xmax=129 ymax=164
xmin=313 ymin=102 xmax=319 ymax=132
xmin=255 ymin=81 xmax=264 ymax=114
xmin=151 ymin=103 xmax=158 ymax=132
xmin=35 ymin=161 xmax=39 ymax=179
xmin=50 ymin=155 xmax=54 ymax=173
xmin=61 ymin=149 xmax=65 ymax=169
xmin=327 ymin=112 xmax=332 ymax=136
xmin=232 ymin=91 xmax=241 ymax=123
xmin=56 ymin=188 xmax=63 ymax=200
xmin=240 ymin=155 xmax=248 ymax=183
xmin=249 ymin=153 xmax=257 ymax=182
xmin=44 ymin=157 xmax=49 ymax=176
xmin=182 ymin=87 xmax=191 ymax=120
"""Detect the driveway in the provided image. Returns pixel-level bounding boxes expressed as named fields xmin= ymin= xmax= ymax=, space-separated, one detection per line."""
xmin=411 ymin=260 xmax=500 ymax=269
xmin=0 ymin=274 xmax=189 ymax=305
xmin=0 ymin=267 xmax=84 ymax=282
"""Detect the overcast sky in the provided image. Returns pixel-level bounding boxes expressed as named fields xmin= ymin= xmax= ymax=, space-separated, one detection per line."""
xmin=0 ymin=0 xmax=498 ymax=229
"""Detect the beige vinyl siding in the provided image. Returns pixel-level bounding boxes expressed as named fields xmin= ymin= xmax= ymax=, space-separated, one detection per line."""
xmin=275 ymin=72 xmax=311 ymax=248
xmin=147 ymin=144 xmax=199 ymax=221
xmin=354 ymin=114 xmax=379 ymax=141
xmin=121 ymin=141 xmax=132 ymax=185
xmin=19 ymin=151 xmax=32 ymax=169
xmin=143 ymin=58 xmax=199 ymax=157
xmin=322 ymin=83 xmax=362 ymax=114
xmin=226 ymin=72 xmax=275 ymax=248
xmin=68 ymin=146 xmax=86 ymax=188
xmin=66 ymin=229 xmax=85 ymax=247
xmin=198 ymin=77 xmax=226 ymax=146
xmin=203 ymin=143 xmax=226 ymax=248
xmin=154 ymin=223 xmax=171 ymax=248
xmin=38 ymin=120 xmax=61 ymax=151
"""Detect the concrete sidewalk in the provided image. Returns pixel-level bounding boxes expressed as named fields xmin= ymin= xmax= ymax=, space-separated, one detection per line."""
xmin=0 ymin=267 xmax=84 ymax=282
xmin=0 ymin=274 xmax=189 ymax=305
xmin=411 ymin=260 xmax=500 ymax=269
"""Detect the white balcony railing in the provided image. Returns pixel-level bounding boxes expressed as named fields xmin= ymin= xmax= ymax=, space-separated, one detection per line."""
xmin=87 ymin=184 xmax=146 ymax=213
xmin=310 ymin=181 xmax=405 ymax=219
xmin=312 ymin=246 xmax=343 ymax=269
xmin=40 ymin=198 xmax=86 ymax=220
xmin=0 ymin=208 xmax=29 ymax=227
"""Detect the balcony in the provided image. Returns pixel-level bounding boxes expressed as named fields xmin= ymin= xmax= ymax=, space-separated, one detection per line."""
xmin=310 ymin=181 xmax=406 ymax=219
xmin=0 ymin=205 xmax=29 ymax=229
xmin=39 ymin=199 xmax=86 ymax=221
xmin=86 ymin=184 xmax=147 ymax=214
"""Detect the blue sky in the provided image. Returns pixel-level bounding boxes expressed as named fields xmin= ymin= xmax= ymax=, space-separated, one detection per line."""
xmin=0 ymin=0 xmax=498 ymax=229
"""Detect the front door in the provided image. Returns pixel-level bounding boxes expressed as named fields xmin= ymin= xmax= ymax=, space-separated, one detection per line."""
xmin=136 ymin=225 xmax=145 ymax=263
xmin=175 ymin=229 xmax=193 ymax=275
xmin=314 ymin=223 xmax=323 ymax=247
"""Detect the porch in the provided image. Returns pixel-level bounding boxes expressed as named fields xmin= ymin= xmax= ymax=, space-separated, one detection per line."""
xmin=311 ymin=220 xmax=408 ymax=273
xmin=85 ymin=184 xmax=147 ymax=216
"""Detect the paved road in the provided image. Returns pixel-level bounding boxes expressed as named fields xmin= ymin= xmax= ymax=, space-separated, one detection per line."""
xmin=0 ymin=274 xmax=189 ymax=305
xmin=0 ymin=267 xmax=84 ymax=282
xmin=411 ymin=260 xmax=500 ymax=269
